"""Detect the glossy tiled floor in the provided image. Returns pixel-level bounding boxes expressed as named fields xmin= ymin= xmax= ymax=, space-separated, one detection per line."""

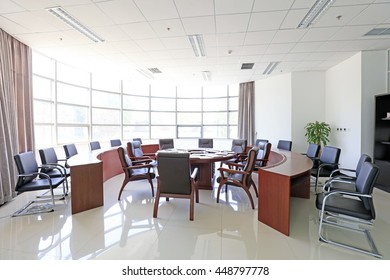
xmin=0 ymin=173 xmax=389 ymax=260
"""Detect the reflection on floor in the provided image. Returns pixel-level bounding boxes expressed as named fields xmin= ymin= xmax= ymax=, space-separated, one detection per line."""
xmin=0 ymin=173 xmax=389 ymax=260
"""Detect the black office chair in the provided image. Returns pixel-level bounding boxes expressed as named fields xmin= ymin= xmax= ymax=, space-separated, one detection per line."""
xmin=323 ymin=154 xmax=372 ymax=192
xmin=110 ymin=139 xmax=122 ymax=147
xmin=127 ymin=141 xmax=157 ymax=166
xmin=311 ymin=145 xmax=341 ymax=192
xmin=89 ymin=141 xmax=101 ymax=151
xmin=63 ymin=143 xmax=78 ymax=159
xmin=133 ymin=138 xmax=142 ymax=144
xmin=255 ymin=139 xmax=269 ymax=147
xmin=198 ymin=138 xmax=213 ymax=148
xmin=153 ymin=152 xmax=198 ymax=221
xmin=221 ymin=139 xmax=247 ymax=168
xmin=217 ymin=146 xmax=259 ymax=209
xmin=315 ymin=162 xmax=382 ymax=258
xmin=13 ymin=151 xmax=67 ymax=217
xmin=39 ymin=147 xmax=70 ymax=194
xmin=277 ymin=140 xmax=292 ymax=151
xmin=117 ymin=147 xmax=155 ymax=200
xmin=159 ymin=138 xmax=174 ymax=150
xmin=305 ymin=143 xmax=320 ymax=159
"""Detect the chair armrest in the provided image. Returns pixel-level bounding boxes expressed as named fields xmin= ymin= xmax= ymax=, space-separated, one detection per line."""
xmin=318 ymin=162 xmax=339 ymax=173
xmin=218 ymin=167 xmax=249 ymax=176
xmin=132 ymin=159 xmax=152 ymax=165
xmin=40 ymin=164 xmax=65 ymax=176
xmin=191 ymin=167 xmax=198 ymax=180
xmin=124 ymin=164 xmax=153 ymax=170
xmin=330 ymin=167 xmax=356 ymax=177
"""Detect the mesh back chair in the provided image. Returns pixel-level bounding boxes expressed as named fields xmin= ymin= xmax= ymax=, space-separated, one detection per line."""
xmin=110 ymin=139 xmax=122 ymax=147
xmin=315 ymin=162 xmax=381 ymax=258
xmin=217 ymin=146 xmax=259 ymax=209
xmin=13 ymin=151 xmax=67 ymax=216
xmin=117 ymin=147 xmax=155 ymax=200
xmin=39 ymin=147 xmax=70 ymax=194
xmin=277 ymin=140 xmax=292 ymax=151
xmin=311 ymin=146 xmax=341 ymax=192
xmin=133 ymin=138 xmax=142 ymax=144
xmin=153 ymin=152 xmax=198 ymax=220
xmin=89 ymin=141 xmax=101 ymax=151
xmin=198 ymin=138 xmax=213 ymax=148
xmin=159 ymin=138 xmax=174 ymax=150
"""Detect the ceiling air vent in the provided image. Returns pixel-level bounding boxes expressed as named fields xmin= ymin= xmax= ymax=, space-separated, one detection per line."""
xmin=148 ymin=68 xmax=162 ymax=74
xmin=364 ymin=28 xmax=390 ymax=36
xmin=241 ymin=63 xmax=254 ymax=70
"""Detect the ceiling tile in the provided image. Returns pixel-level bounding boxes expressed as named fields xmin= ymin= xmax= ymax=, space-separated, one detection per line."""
xmin=333 ymin=0 xmax=375 ymax=6
xmin=291 ymin=0 xmax=317 ymax=9
xmin=216 ymin=33 xmax=246 ymax=46
xmin=214 ymin=0 xmax=254 ymax=15
xmin=244 ymin=30 xmax=276 ymax=45
xmin=135 ymin=38 xmax=166 ymax=51
xmin=181 ymin=16 xmax=215 ymax=34
xmin=290 ymin=42 xmax=323 ymax=53
xmin=330 ymin=25 xmax=374 ymax=40
xmin=216 ymin=14 xmax=251 ymax=33
xmin=314 ymin=5 xmax=369 ymax=27
xmin=348 ymin=3 xmax=390 ymax=25
xmin=121 ymin=22 xmax=157 ymax=39
xmin=241 ymin=45 xmax=268 ymax=55
xmin=91 ymin=26 xmax=131 ymax=42
xmin=3 ymin=11 xmax=62 ymax=33
xmin=265 ymin=43 xmax=295 ymax=54
xmin=96 ymin=0 xmax=145 ymax=24
xmin=271 ymin=29 xmax=307 ymax=43
xmin=252 ymin=0 xmax=295 ymax=12
xmin=11 ymin=0 xmax=57 ymax=10
xmin=65 ymin=4 xmax=114 ymax=27
xmin=300 ymin=27 xmax=341 ymax=42
xmin=174 ymin=0 xmax=214 ymax=17
xmin=134 ymin=0 xmax=178 ymax=21
xmin=0 ymin=0 xmax=26 ymax=13
xmin=160 ymin=36 xmax=191 ymax=49
xmin=248 ymin=11 xmax=288 ymax=31
xmin=149 ymin=19 xmax=186 ymax=37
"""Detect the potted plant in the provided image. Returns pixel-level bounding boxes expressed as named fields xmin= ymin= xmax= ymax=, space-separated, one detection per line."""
xmin=304 ymin=121 xmax=331 ymax=147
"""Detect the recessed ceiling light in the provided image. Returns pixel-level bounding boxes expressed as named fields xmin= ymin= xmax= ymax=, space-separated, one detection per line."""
xmin=188 ymin=34 xmax=206 ymax=57
xmin=263 ymin=62 xmax=280 ymax=75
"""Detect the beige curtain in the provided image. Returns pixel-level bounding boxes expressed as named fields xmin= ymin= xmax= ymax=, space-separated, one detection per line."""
xmin=238 ymin=81 xmax=255 ymax=146
xmin=0 ymin=28 xmax=34 ymax=205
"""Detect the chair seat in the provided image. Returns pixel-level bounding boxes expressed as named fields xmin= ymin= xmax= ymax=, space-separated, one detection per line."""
xmin=44 ymin=168 xmax=70 ymax=177
xmin=132 ymin=168 xmax=156 ymax=178
xmin=17 ymin=177 xmax=65 ymax=193
xmin=316 ymin=193 xmax=373 ymax=221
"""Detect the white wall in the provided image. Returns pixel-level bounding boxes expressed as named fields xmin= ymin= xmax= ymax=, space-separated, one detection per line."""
xmin=255 ymin=73 xmax=292 ymax=149
xmin=325 ymin=53 xmax=362 ymax=168
xmin=361 ymin=50 xmax=387 ymax=157
xmin=291 ymin=71 xmax=326 ymax=153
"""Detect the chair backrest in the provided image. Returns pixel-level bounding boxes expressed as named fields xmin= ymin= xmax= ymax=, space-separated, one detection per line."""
xmin=257 ymin=142 xmax=272 ymax=167
xmin=356 ymin=154 xmax=372 ymax=177
xmin=133 ymin=138 xmax=142 ymax=144
xmin=306 ymin=143 xmax=320 ymax=158
xmin=355 ymin=162 xmax=379 ymax=218
xmin=128 ymin=141 xmax=144 ymax=158
xmin=277 ymin=140 xmax=292 ymax=151
xmin=110 ymin=139 xmax=122 ymax=147
xmin=14 ymin=152 xmax=39 ymax=189
xmin=157 ymin=152 xmax=192 ymax=195
xmin=231 ymin=139 xmax=247 ymax=153
xmin=242 ymin=147 xmax=259 ymax=184
xmin=198 ymin=138 xmax=213 ymax=148
xmin=90 ymin=141 xmax=101 ymax=151
xmin=39 ymin=147 xmax=58 ymax=164
xmin=320 ymin=146 xmax=341 ymax=164
xmin=63 ymin=144 xmax=78 ymax=159
xmin=159 ymin=138 xmax=174 ymax=150
xmin=255 ymin=139 xmax=269 ymax=147
xmin=117 ymin=147 xmax=133 ymax=177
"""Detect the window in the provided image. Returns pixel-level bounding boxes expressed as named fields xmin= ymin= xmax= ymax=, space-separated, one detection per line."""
xmin=32 ymin=52 xmax=239 ymax=148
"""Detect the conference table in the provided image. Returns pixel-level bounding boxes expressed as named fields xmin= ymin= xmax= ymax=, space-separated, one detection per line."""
xmin=156 ymin=148 xmax=235 ymax=189
xmin=67 ymin=145 xmax=235 ymax=214
xmin=257 ymin=150 xmax=313 ymax=236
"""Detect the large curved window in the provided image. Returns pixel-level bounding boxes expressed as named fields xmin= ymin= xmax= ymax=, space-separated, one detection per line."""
xmin=32 ymin=52 xmax=238 ymax=148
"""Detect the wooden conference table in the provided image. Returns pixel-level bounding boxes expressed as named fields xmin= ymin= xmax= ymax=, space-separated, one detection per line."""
xmin=67 ymin=145 xmax=235 ymax=214
xmin=258 ymin=150 xmax=313 ymax=236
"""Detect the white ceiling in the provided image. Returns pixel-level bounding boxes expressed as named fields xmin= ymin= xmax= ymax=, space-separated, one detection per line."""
xmin=1 ymin=0 xmax=390 ymax=85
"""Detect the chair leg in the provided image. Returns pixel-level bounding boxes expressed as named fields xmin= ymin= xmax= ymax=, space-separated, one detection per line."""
xmin=251 ymin=179 xmax=258 ymax=197
xmin=147 ymin=175 xmax=154 ymax=197
xmin=118 ymin=180 xmax=128 ymax=200
xmin=153 ymin=189 xmax=161 ymax=218
xmin=242 ymin=186 xmax=255 ymax=209
xmin=216 ymin=182 xmax=224 ymax=203
xmin=190 ymin=192 xmax=194 ymax=221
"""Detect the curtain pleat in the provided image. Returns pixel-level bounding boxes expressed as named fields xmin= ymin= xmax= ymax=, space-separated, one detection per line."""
xmin=238 ymin=81 xmax=255 ymax=146
xmin=0 ymin=28 xmax=34 ymax=205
